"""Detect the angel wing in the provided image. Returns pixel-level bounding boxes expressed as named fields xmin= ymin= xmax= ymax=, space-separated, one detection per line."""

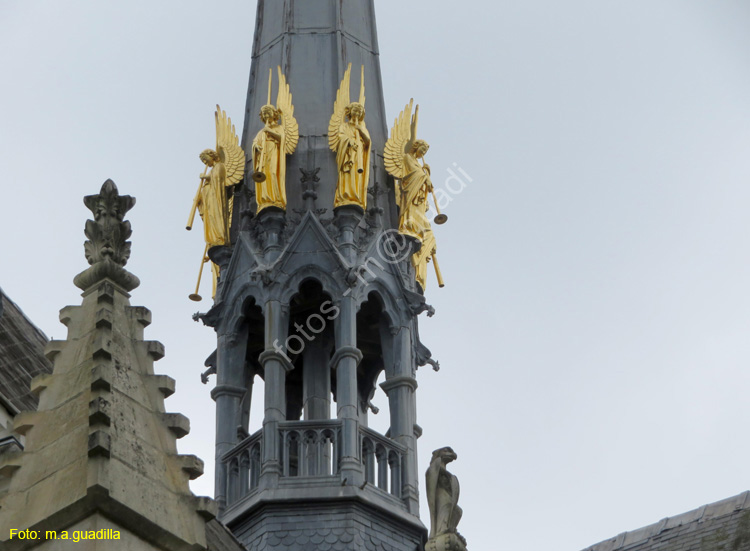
xmin=328 ymin=63 xmax=352 ymax=152
xmin=215 ymin=105 xmax=246 ymax=186
xmin=276 ymin=67 xmax=299 ymax=155
xmin=384 ymin=99 xmax=415 ymax=180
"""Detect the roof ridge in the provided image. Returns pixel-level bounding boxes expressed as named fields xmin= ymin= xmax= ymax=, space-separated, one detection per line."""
xmin=582 ymin=490 xmax=750 ymax=551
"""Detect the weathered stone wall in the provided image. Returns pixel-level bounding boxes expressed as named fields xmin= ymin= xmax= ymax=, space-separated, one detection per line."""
xmin=30 ymin=514 xmax=161 ymax=551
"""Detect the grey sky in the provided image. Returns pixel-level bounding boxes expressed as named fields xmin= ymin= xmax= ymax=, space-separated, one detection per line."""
xmin=2 ymin=1 xmax=750 ymax=550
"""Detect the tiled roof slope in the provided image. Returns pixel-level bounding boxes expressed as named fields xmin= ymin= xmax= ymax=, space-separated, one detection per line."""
xmin=583 ymin=492 xmax=750 ymax=551
xmin=0 ymin=288 xmax=52 ymax=413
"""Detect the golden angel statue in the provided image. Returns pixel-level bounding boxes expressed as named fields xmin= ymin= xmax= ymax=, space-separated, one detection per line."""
xmin=252 ymin=67 xmax=299 ymax=213
xmin=385 ymin=99 xmax=445 ymax=291
xmin=329 ymin=63 xmax=371 ymax=210
xmin=385 ymin=99 xmax=432 ymax=240
xmin=186 ymin=105 xmax=245 ymax=301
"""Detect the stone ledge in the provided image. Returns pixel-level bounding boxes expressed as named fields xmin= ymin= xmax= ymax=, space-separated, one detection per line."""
xmin=58 ymin=305 xmax=78 ymax=327
xmin=0 ymin=449 xmax=23 ymax=478
xmin=144 ymin=341 xmax=166 ymax=361
xmin=43 ymin=340 xmax=66 ymax=362
xmin=150 ymin=374 xmax=176 ymax=398
xmin=174 ymin=454 xmax=205 ymax=480
xmin=129 ymin=306 xmax=152 ymax=327
xmin=195 ymin=496 xmax=218 ymax=520
xmin=163 ymin=413 xmax=190 ymax=439
xmin=12 ymin=412 xmax=39 ymax=436
xmin=30 ymin=373 xmax=53 ymax=397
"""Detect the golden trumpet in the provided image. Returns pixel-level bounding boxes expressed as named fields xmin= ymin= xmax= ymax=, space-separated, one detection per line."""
xmin=189 ymin=244 xmax=210 ymax=302
xmin=252 ymin=171 xmax=267 ymax=183
xmin=431 ymin=252 xmax=445 ymax=288
xmin=431 ymin=190 xmax=448 ymax=225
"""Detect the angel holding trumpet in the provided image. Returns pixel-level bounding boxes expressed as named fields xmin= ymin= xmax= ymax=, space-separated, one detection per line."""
xmin=385 ymin=99 xmax=446 ymax=290
xmin=252 ymin=67 xmax=299 ymax=213
xmin=186 ymin=105 xmax=245 ymax=300
xmin=329 ymin=63 xmax=371 ymax=210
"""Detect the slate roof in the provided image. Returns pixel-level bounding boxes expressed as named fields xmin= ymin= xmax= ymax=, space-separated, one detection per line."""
xmin=246 ymin=526 xmax=412 ymax=551
xmin=0 ymin=288 xmax=52 ymax=413
xmin=583 ymin=491 xmax=750 ymax=551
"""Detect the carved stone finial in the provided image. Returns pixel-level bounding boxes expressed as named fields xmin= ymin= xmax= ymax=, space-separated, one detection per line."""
xmin=425 ymin=447 xmax=467 ymax=551
xmin=300 ymin=167 xmax=321 ymax=212
xmin=73 ymin=180 xmax=140 ymax=292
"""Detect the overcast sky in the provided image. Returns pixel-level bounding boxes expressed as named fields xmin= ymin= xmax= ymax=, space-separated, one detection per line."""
xmin=2 ymin=1 xmax=750 ymax=550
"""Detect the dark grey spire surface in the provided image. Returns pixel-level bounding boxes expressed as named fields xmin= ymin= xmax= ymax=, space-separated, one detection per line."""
xmin=239 ymin=0 xmax=391 ymax=219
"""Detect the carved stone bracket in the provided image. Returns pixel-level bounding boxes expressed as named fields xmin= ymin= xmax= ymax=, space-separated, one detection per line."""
xmin=201 ymin=351 xmax=217 ymax=384
xmin=416 ymin=339 xmax=439 ymax=372
xmin=193 ymin=305 xmax=222 ymax=328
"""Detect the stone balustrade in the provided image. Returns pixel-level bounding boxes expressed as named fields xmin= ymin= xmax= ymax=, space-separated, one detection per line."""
xmin=223 ymin=430 xmax=262 ymax=506
xmin=360 ymin=426 xmax=407 ymax=499
xmin=221 ymin=421 xmax=409 ymax=510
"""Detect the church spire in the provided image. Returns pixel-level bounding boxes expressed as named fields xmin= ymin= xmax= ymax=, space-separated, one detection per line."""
xmin=196 ymin=2 xmax=445 ymax=549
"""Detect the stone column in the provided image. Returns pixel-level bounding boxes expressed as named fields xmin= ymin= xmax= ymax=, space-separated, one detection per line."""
xmin=259 ymin=299 xmax=291 ymax=488
xmin=334 ymin=205 xmax=363 ymax=263
xmin=332 ymin=295 xmax=364 ymax=486
xmin=303 ymin=340 xmax=332 ymax=420
xmin=380 ymin=326 xmax=420 ymax=515
xmin=259 ymin=208 xmax=286 ymax=263
xmin=212 ymin=329 xmax=249 ymax=513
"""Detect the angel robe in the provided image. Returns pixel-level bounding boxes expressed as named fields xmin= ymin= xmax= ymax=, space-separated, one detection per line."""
xmin=412 ymin=228 xmax=437 ymax=292
xmin=333 ymin=121 xmax=371 ymax=209
xmin=253 ymin=122 xmax=287 ymax=213
xmin=399 ymin=154 xmax=433 ymax=241
xmin=196 ymin=162 xmax=230 ymax=248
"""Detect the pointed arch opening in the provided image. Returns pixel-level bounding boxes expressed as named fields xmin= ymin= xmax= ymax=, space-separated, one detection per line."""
xmin=356 ymin=292 xmax=394 ymax=432
xmin=286 ymin=279 xmax=336 ymax=422
xmin=240 ymin=296 xmax=265 ymax=436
